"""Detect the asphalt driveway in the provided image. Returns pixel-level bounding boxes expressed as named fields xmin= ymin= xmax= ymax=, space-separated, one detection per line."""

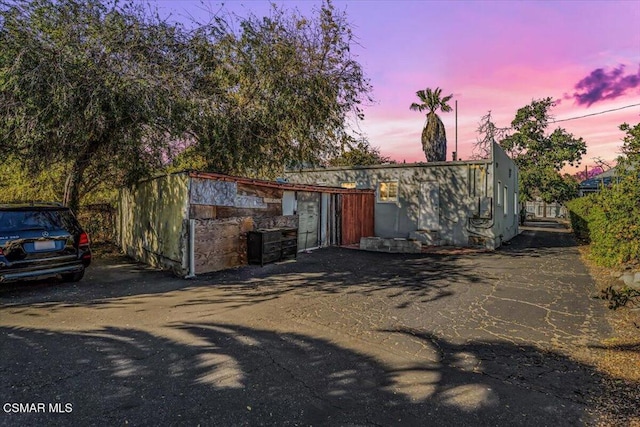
xmin=0 ymin=222 xmax=632 ymax=426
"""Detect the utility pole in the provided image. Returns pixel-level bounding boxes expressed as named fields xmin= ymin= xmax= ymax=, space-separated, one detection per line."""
xmin=453 ymin=100 xmax=458 ymax=161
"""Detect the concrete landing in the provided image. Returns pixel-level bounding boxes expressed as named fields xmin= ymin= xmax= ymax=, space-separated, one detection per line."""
xmin=359 ymin=236 xmax=422 ymax=253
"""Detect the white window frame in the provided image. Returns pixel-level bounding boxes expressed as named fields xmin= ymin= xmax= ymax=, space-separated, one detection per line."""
xmin=497 ymin=181 xmax=502 ymax=206
xmin=504 ymin=186 xmax=508 ymax=216
xmin=377 ymin=181 xmax=399 ymax=203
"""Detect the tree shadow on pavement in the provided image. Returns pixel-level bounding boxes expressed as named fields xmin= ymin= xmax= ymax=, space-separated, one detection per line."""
xmin=0 ymin=248 xmax=479 ymax=312
xmin=206 ymin=248 xmax=478 ymax=302
xmin=2 ymin=323 xmax=637 ymax=426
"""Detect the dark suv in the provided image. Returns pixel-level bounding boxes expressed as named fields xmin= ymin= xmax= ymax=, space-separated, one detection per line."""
xmin=0 ymin=203 xmax=91 ymax=283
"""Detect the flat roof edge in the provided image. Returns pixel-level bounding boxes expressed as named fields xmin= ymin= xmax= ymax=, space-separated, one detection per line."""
xmin=188 ymin=171 xmax=374 ymax=194
xmin=285 ymin=159 xmax=492 ymax=173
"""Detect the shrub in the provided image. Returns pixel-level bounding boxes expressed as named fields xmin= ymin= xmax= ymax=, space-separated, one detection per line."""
xmin=77 ymin=204 xmax=115 ymax=244
xmin=566 ymin=195 xmax=593 ymax=242
xmin=567 ymin=173 xmax=640 ymax=268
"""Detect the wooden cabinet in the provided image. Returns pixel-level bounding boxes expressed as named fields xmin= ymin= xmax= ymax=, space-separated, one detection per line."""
xmin=278 ymin=228 xmax=297 ymax=260
xmin=248 ymin=228 xmax=298 ymax=266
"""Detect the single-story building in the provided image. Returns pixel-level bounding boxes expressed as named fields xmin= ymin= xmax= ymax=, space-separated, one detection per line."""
xmin=285 ymin=142 xmax=519 ymax=249
xmin=578 ymin=167 xmax=620 ymax=196
xmin=115 ymin=171 xmax=374 ymax=276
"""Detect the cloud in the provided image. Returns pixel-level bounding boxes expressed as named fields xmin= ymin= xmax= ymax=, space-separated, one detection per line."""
xmin=568 ymin=64 xmax=640 ymax=107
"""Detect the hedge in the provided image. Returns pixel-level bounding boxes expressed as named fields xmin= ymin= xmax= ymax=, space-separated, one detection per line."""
xmin=566 ymin=174 xmax=640 ymax=268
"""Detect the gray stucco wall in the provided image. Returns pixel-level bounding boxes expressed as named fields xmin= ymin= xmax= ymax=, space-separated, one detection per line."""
xmin=286 ymin=144 xmax=518 ymax=249
xmin=287 ymin=161 xmax=491 ymax=247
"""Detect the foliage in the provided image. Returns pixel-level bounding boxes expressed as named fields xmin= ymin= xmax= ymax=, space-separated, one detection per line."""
xmin=0 ymin=155 xmax=65 ymax=203
xmin=566 ymin=195 xmax=593 ymax=242
xmin=500 ymin=97 xmax=586 ymax=203
xmin=187 ymin=2 xmax=372 ymax=178
xmin=328 ymin=139 xmax=392 ymax=167
xmin=166 ymin=146 xmax=210 ymax=174
xmin=566 ymin=122 xmax=640 ymax=268
xmin=619 ymin=122 xmax=640 ymax=164
xmin=0 ymin=0 xmax=371 ymax=209
xmin=519 ymin=168 xmax=579 ymax=204
xmin=0 ymin=155 xmax=119 ymax=206
xmin=410 ymin=87 xmax=453 ymax=162
xmin=567 ymin=175 xmax=640 ymax=267
xmin=76 ymin=204 xmax=115 ymax=243
xmin=0 ymin=0 xmax=192 ymax=212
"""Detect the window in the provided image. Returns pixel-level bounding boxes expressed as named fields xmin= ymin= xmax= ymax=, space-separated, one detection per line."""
xmin=378 ymin=181 xmax=398 ymax=202
xmin=504 ymin=186 xmax=508 ymax=215
xmin=497 ymin=181 xmax=502 ymax=206
xmin=0 ymin=209 xmax=75 ymax=233
xmin=340 ymin=182 xmax=356 ymax=189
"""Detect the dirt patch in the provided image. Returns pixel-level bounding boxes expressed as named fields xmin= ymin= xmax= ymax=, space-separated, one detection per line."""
xmin=90 ymin=241 xmax=133 ymax=264
xmin=576 ymin=246 xmax=640 ymax=426
xmin=579 ymin=246 xmax=640 ymax=378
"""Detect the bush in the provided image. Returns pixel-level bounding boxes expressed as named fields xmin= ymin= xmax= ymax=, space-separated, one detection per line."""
xmin=567 ymin=174 xmax=640 ymax=268
xmin=76 ymin=204 xmax=115 ymax=244
xmin=566 ymin=195 xmax=593 ymax=242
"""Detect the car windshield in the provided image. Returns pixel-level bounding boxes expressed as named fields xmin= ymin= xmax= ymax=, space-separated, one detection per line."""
xmin=0 ymin=210 xmax=75 ymax=233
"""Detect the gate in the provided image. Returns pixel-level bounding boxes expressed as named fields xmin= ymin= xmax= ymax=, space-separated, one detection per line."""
xmin=340 ymin=193 xmax=375 ymax=245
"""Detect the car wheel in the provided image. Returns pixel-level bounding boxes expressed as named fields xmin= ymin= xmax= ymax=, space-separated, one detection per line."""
xmin=61 ymin=270 xmax=85 ymax=282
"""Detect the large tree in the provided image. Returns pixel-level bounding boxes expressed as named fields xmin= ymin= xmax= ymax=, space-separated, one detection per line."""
xmin=0 ymin=0 xmax=372 ymax=210
xmin=500 ymin=97 xmax=586 ymax=203
xmin=409 ymin=87 xmax=453 ymax=162
xmin=186 ymin=2 xmax=372 ymax=177
xmin=0 ymin=0 xmax=191 ymax=212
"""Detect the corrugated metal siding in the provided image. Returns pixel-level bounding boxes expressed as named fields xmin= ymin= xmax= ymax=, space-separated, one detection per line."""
xmin=340 ymin=193 xmax=375 ymax=245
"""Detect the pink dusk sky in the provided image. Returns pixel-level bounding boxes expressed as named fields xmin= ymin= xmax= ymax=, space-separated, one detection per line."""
xmin=158 ymin=0 xmax=640 ymax=172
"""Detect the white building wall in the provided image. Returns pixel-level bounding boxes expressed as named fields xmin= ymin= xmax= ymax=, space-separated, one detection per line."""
xmin=491 ymin=142 xmax=519 ymax=246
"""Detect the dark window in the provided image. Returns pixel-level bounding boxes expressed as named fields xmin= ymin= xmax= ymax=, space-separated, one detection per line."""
xmin=0 ymin=210 xmax=75 ymax=233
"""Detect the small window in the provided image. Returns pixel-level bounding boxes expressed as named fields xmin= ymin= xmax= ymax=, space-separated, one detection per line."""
xmin=378 ymin=181 xmax=399 ymax=202
xmin=340 ymin=182 xmax=356 ymax=189
xmin=497 ymin=181 xmax=502 ymax=206
xmin=504 ymin=186 xmax=508 ymax=215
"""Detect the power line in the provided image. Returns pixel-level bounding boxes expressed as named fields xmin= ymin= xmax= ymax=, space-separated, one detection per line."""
xmin=551 ymin=103 xmax=640 ymax=123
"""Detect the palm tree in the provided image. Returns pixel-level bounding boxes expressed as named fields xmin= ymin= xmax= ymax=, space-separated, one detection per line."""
xmin=410 ymin=87 xmax=453 ymax=162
